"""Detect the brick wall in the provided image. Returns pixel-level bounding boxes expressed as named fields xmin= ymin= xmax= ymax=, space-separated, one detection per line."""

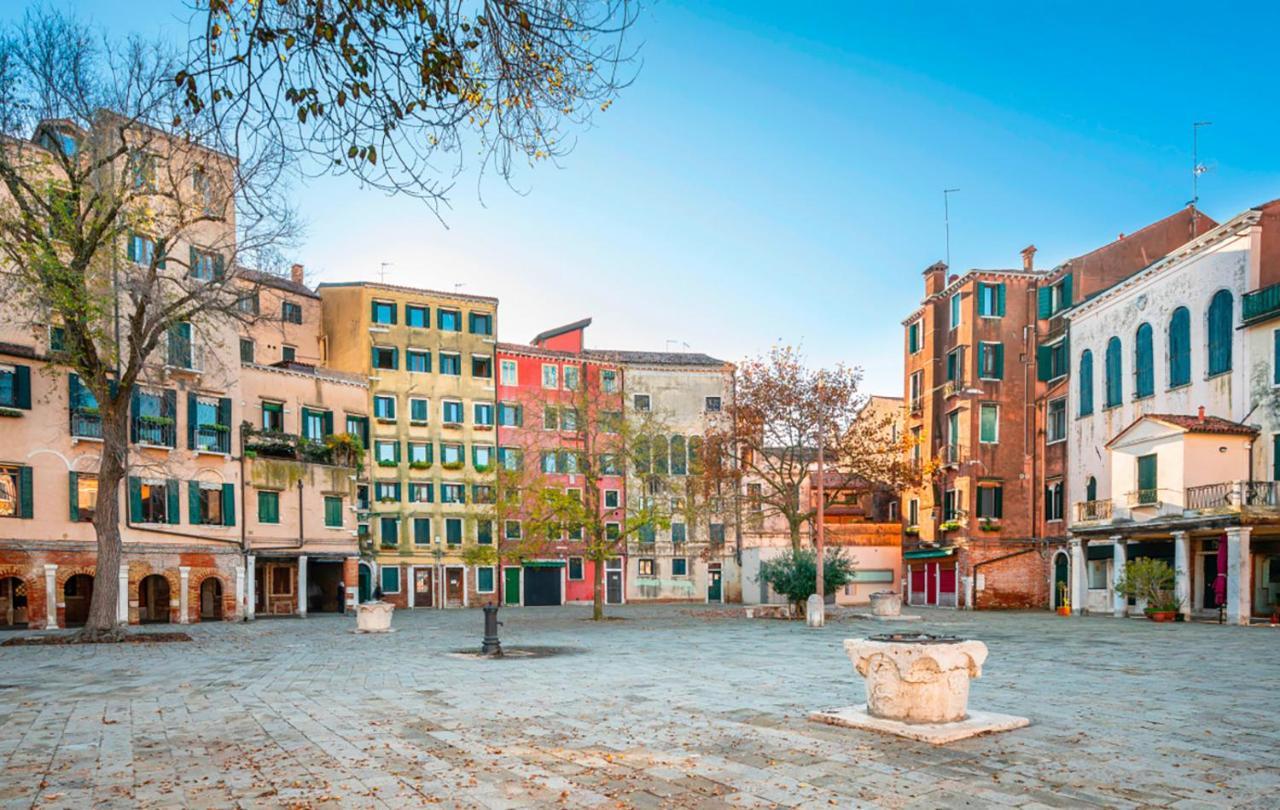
xmin=963 ymin=539 xmax=1050 ymax=609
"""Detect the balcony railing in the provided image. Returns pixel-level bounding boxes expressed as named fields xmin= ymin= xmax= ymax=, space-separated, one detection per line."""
xmin=943 ymin=444 xmax=963 ymax=465
xmin=942 ymin=378 xmax=967 ymax=398
xmin=1075 ymin=499 xmax=1112 ymax=522
xmin=134 ymin=417 xmax=176 ymax=448
xmin=166 ymin=340 xmax=204 ymax=372
xmin=70 ymin=409 xmax=102 ymax=439
xmin=909 ymin=397 xmax=924 ymax=415
xmin=1186 ymin=480 xmax=1280 ymax=511
xmin=1185 ymin=482 xmax=1231 ymax=510
xmin=241 ymin=424 xmax=363 ymax=467
xmin=1126 ymin=488 xmax=1162 ymax=507
xmin=194 ymin=425 xmax=231 ymax=454
xmin=1243 ymin=282 xmax=1280 ymax=323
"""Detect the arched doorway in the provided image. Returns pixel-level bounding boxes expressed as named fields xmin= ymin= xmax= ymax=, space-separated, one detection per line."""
xmin=0 ymin=577 xmax=28 ymax=628
xmin=358 ymin=563 xmax=372 ymax=603
xmin=63 ymin=574 xmax=94 ymax=627
xmin=1053 ymin=551 xmax=1070 ymax=610
xmin=199 ymin=578 xmax=223 ymax=620
xmin=138 ymin=574 xmax=171 ymax=623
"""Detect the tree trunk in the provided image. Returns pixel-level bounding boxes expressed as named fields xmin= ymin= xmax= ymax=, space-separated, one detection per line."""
xmin=80 ymin=407 xmax=129 ymax=640
xmin=592 ymin=553 xmax=605 ymax=621
xmin=788 ymin=518 xmax=802 ymax=551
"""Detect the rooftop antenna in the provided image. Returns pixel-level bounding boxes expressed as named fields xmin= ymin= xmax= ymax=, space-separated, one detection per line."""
xmin=1191 ymin=122 xmax=1212 ymax=236
xmin=378 ymin=262 xmax=392 ymax=283
xmin=943 ymin=188 xmax=960 ymax=268
xmin=454 ymin=282 xmax=467 ymax=292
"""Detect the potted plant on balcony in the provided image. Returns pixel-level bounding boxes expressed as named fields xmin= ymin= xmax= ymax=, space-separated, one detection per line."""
xmin=0 ymin=406 xmax=22 ymax=418
xmin=1115 ymin=557 xmax=1181 ymax=622
xmin=408 ymin=460 xmax=431 ymax=470
xmin=325 ymin=432 xmax=364 ymax=471
xmin=978 ymin=518 xmax=1000 ymax=532
xmin=939 ymin=519 xmax=963 ymax=533
xmin=903 ymin=525 xmax=919 ymax=536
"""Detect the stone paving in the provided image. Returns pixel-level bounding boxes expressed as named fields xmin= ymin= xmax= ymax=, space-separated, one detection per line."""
xmin=0 ymin=605 xmax=1277 ymax=809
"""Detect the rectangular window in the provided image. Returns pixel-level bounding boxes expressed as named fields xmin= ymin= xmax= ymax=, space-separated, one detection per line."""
xmin=601 ymin=369 xmax=617 ymax=392
xmin=380 ymin=517 xmax=400 ymax=548
xmin=500 ymin=359 xmax=518 ymax=386
xmin=497 ymin=403 xmax=521 ymax=426
xmin=374 ymin=395 xmax=396 ymax=420
xmin=977 ymin=283 xmax=1005 ymax=317
xmin=671 ymin=558 xmax=688 ymax=576
xmin=1038 ymin=339 xmax=1069 ymax=382
xmin=976 ymin=484 xmax=1003 ymax=519
xmin=638 ymin=558 xmax=656 ymax=577
xmin=281 ymin=301 xmax=303 ymax=324
xmin=472 ymin=355 xmax=493 ymax=378
xmin=193 ymin=395 xmax=230 ymax=453
xmin=908 ymin=498 xmax=919 ymax=527
xmin=445 ymin=517 xmax=463 ymax=544
xmin=408 ymin=442 xmax=432 ymax=466
xmin=542 ymin=364 xmax=559 ymax=389
xmin=907 ymin=321 xmax=921 ymax=353
xmin=406 ymin=349 xmax=431 ymax=373
xmin=978 ymin=342 xmax=1004 ymax=380
xmin=1047 ymin=397 xmax=1067 ymax=443
xmin=499 ymin=447 xmax=523 ymax=470
xmin=671 ymin=522 xmax=687 ymax=543
xmin=414 ymin=517 xmax=431 ymax=544
xmin=568 ymin=557 xmax=584 ymax=580
xmin=505 ymin=520 xmax=522 ymax=539
xmin=1044 ymin=481 xmax=1064 ymax=521
xmin=1136 ymin=454 xmax=1158 ymax=504
xmin=324 ymin=496 xmax=343 ymax=527
xmin=301 ymin=408 xmax=330 ymax=441
xmin=375 ymin=440 xmax=399 ymax=466
xmin=257 ymin=490 xmax=280 ymax=524
xmin=127 ymin=232 xmax=157 ymax=265
xmin=71 ymin=473 xmax=97 ymax=522
xmin=237 ymin=292 xmax=259 ymax=315
xmin=477 ymin=520 xmax=494 ymax=544
xmin=473 ymin=445 xmax=494 ymax=470
xmin=950 ymin=293 xmax=961 ymax=330
xmin=380 ymin=565 xmax=401 ymax=593
xmin=979 ymin=404 xmax=999 ymax=444
xmin=410 ymin=397 xmax=429 ymax=424
xmin=563 ymin=365 xmax=580 ymax=390
xmin=542 ymin=406 xmax=559 ymax=431
xmin=406 ymin=304 xmax=428 ymax=328
xmin=371 ymin=346 xmax=398 ymax=370
xmin=705 ymin=396 xmax=722 ymax=413
xmin=909 ymin=371 xmax=923 ymax=412
xmin=438 ymin=309 xmax=461 ymax=331
xmin=439 ymin=352 xmax=461 ymax=375
xmin=282 ymin=345 xmax=296 ymax=363
xmin=375 ymin=481 xmax=401 ymax=502
xmin=633 ymin=394 xmax=651 ymax=412
xmin=946 ymin=347 xmax=964 ymax=383
xmin=441 ymin=443 xmax=463 ymax=467
xmin=261 ymin=401 xmax=284 ymax=432
xmin=133 ymin=389 xmax=176 ymax=447
xmin=346 ymin=415 xmax=369 ymax=447
xmin=709 ymin=523 xmax=726 ymax=545
xmin=371 ymin=300 xmax=396 ymax=325
xmin=408 ymin=482 xmax=433 ymax=503
xmin=469 ymin=312 xmax=493 ymax=335
xmin=442 ymin=400 xmax=463 ymax=424
xmin=239 ymin=338 xmax=255 ymax=364
xmin=540 ymin=451 xmax=560 ymax=474
xmin=606 ymin=522 xmax=620 ymax=540
xmin=441 ymin=484 xmax=465 ymax=504
xmin=476 ymin=566 xmax=495 ymax=593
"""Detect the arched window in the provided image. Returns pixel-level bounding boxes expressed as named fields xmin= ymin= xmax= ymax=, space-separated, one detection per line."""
xmin=670 ymin=435 xmax=687 ymax=475
xmin=1104 ymin=336 xmax=1123 ymax=408
xmin=1134 ymin=323 xmax=1154 ymax=398
xmin=652 ymin=435 xmax=670 ymax=475
xmin=1168 ymin=306 xmax=1191 ymax=387
xmin=1078 ymin=350 xmax=1094 ymax=416
xmin=1207 ymin=290 xmax=1233 ymax=375
xmin=1086 ymin=476 xmax=1097 ymax=502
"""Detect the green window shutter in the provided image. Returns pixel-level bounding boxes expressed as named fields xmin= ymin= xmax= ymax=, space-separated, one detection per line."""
xmin=907 ymin=323 xmax=918 ymax=353
xmin=189 ymin=480 xmax=202 ymax=524
xmin=167 ymin=479 xmax=181 ymax=524
xmin=389 ymin=303 xmax=397 ymax=325
xmin=14 ymin=365 xmax=31 ymax=409
xmin=126 ymin=231 xmax=136 ymax=262
xmin=993 ymin=343 xmax=1004 ymax=379
xmin=370 ymin=300 xmax=378 ymax=322
xmin=128 ymin=476 xmax=143 ymax=522
xmin=996 ymin=283 xmax=1006 ymax=316
xmin=155 ymin=239 xmax=166 ymax=270
xmin=393 ymin=440 xmax=401 ymax=462
xmin=390 ymin=348 xmax=399 ymax=369
xmin=515 ymin=405 xmax=523 ymax=427
xmin=189 ymin=246 xmax=198 ymax=277
xmin=213 ymin=253 xmax=225 ymax=281
xmin=129 ymin=390 xmax=140 ymax=443
xmin=322 ymin=410 xmax=334 ymax=437
xmin=18 ymin=466 xmax=33 ymax=519
xmin=1137 ymin=455 xmax=1157 ymax=496
xmin=222 ymin=483 xmax=235 ymax=527
xmin=1037 ymin=286 xmax=1052 ymax=319
xmin=187 ymin=392 xmax=198 ymax=449
xmin=218 ymin=398 xmax=232 ymax=451
xmin=164 ymin=390 xmax=177 ymax=444
xmin=68 ymin=471 xmax=79 ymax=521
xmin=1061 ymin=274 xmax=1073 ymax=307
xmin=1035 ymin=344 xmax=1052 ymax=382
xmin=976 ymin=343 xmax=987 ymax=375
xmin=1274 ymin=434 xmax=1280 ymax=481
xmin=993 ymin=486 xmax=1003 ymax=519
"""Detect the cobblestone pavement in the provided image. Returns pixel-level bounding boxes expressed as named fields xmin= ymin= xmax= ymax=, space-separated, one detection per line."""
xmin=0 ymin=606 xmax=1277 ymax=809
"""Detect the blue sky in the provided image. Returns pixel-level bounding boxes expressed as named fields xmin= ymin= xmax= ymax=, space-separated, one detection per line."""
xmin=12 ymin=2 xmax=1280 ymax=394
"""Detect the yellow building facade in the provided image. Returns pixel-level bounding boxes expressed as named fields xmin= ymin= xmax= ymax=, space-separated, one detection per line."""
xmin=318 ymin=282 xmax=499 ymax=607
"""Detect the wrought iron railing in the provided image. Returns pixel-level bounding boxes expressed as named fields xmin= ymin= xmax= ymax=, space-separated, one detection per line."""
xmin=1075 ymin=500 xmax=1112 ymax=521
xmin=194 ymin=425 xmax=231 ymax=454
xmin=71 ymin=409 xmax=102 ymax=439
xmin=1243 ymin=480 xmax=1280 ymax=507
xmin=1126 ymin=488 xmax=1162 ymax=507
xmin=135 ymin=418 xmax=176 ymax=447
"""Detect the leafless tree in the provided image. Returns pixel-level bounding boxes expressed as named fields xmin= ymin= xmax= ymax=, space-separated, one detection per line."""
xmin=0 ymin=9 xmax=299 ymax=639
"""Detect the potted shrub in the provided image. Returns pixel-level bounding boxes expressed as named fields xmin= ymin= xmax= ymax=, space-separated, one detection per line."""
xmin=903 ymin=526 xmax=919 ymax=536
xmin=1056 ymin=581 xmax=1071 ymax=616
xmin=1115 ymin=557 xmax=1180 ymax=623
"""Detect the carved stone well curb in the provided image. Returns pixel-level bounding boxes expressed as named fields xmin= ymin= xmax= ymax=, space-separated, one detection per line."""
xmin=354 ymin=601 xmax=395 ymax=633
xmin=808 ymin=633 xmax=1029 ymax=744
xmin=869 ymin=591 xmax=903 ymax=617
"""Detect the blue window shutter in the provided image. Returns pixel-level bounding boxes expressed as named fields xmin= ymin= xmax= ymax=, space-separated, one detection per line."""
xmin=1037 ymin=286 xmax=1052 ymax=319
xmin=1061 ymin=274 xmax=1073 ymax=307
xmin=390 ymin=348 xmax=399 ymax=369
xmin=996 ymin=283 xmax=1006 ymax=316
xmin=167 ymin=479 xmax=181 ymax=524
xmin=68 ymin=471 xmax=79 ymax=521
xmin=189 ymin=480 xmax=202 ymax=524
xmin=1036 ymin=344 xmax=1051 ymax=382
xmin=128 ymin=477 xmax=142 ymax=522
xmin=1135 ymin=324 xmax=1154 ymax=398
xmin=222 ymin=483 xmax=235 ymax=527
xmin=1079 ymin=350 xmax=1093 ymax=416
xmin=14 ymin=364 xmax=31 ymax=409
xmin=994 ymin=343 xmax=1004 ymax=379
xmin=187 ymin=392 xmax=198 ymax=449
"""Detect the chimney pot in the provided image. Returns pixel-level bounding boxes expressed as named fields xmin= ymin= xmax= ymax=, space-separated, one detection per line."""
xmin=291 ymin=263 xmax=304 ymax=285
xmin=1020 ymin=245 xmax=1037 ymax=272
xmin=1198 ymin=405 xmax=1205 ymax=423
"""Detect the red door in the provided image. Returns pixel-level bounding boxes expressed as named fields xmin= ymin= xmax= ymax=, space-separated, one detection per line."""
xmin=910 ymin=566 xmax=926 ymax=603
xmin=926 ymin=563 xmax=939 ymax=605
xmin=939 ymin=566 xmax=957 ymax=606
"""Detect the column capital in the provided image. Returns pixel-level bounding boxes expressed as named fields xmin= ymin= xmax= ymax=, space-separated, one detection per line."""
xmin=1108 ymin=534 xmax=1126 ymax=544
xmin=1224 ymin=525 xmax=1252 ymax=540
xmin=179 ymin=566 xmax=191 ymax=575
xmin=43 ymin=563 xmax=58 ymax=574
xmin=1069 ymin=536 xmax=1082 ymax=549
xmin=1170 ymin=530 xmax=1189 ymax=540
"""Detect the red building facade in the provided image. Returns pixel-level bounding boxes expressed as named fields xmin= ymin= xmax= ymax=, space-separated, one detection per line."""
xmin=495 ymin=319 xmax=626 ymax=606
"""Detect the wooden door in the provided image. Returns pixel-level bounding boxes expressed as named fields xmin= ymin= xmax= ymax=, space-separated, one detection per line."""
xmin=503 ymin=567 xmax=521 ymax=605
xmin=707 ymin=568 xmax=722 ymax=602
xmin=606 ymin=567 xmax=623 ymax=604
xmin=926 ymin=563 xmax=938 ymax=605
xmin=445 ymin=567 xmax=465 ymax=606
xmin=414 ymin=567 xmax=434 ymax=608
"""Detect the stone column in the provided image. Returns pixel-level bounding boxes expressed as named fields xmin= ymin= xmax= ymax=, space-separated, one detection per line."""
xmin=1172 ymin=531 xmax=1191 ymax=622
xmin=297 ymin=555 xmax=308 ymax=616
xmin=178 ymin=566 xmax=190 ymax=624
xmin=1069 ymin=538 xmax=1085 ymax=615
xmin=244 ymin=554 xmax=256 ymax=621
xmin=1225 ymin=526 xmax=1253 ymax=626
xmin=117 ymin=567 xmax=130 ymax=625
xmin=1111 ymin=536 xmax=1127 ymax=618
xmin=43 ymin=564 xmax=58 ymax=630
xmin=343 ymin=557 xmax=358 ymax=614
xmin=234 ymin=565 xmax=244 ymax=621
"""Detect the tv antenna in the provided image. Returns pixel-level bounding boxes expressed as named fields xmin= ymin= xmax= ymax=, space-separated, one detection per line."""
xmin=1191 ymin=121 xmax=1212 ymax=235
xmin=943 ymin=188 xmax=960 ymax=268
xmin=378 ymin=262 xmax=392 ymax=283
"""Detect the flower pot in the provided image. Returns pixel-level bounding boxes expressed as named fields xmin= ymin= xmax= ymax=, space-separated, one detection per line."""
xmin=1057 ymin=606 xmax=1071 ymax=616
xmin=1146 ymin=610 xmax=1176 ymax=623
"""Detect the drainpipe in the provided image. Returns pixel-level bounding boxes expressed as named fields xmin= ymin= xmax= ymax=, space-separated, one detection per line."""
xmin=297 ymin=478 xmax=305 ymax=549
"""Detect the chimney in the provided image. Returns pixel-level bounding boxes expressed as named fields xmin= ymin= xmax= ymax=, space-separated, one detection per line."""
xmin=1197 ymin=405 xmax=1205 ymax=424
xmin=922 ymin=261 xmax=948 ymax=297
xmin=1021 ymin=245 xmax=1036 ymax=272
xmin=290 ymin=263 xmax=304 ymax=285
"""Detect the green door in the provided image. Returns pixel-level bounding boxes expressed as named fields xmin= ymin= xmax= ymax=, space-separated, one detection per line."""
xmin=708 ymin=568 xmax=722 ymax=602
xmin=1053 ymin=554 xmax=1069 ymax=609
xmin=1137 ymin=454 xmax=1158 ymax=504
xmin=504 ymin=567 xmax=521 ymax=605
xmin=358 ymin=564 xmax=371 ymax=603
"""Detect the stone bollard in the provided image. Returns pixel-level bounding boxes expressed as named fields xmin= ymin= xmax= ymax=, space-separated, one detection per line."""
xmin=806 ymin=593 xmax=825 ymax=628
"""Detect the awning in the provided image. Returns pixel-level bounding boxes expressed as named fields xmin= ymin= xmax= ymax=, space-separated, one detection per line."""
xmin=522 ymin=560 xmax=566 ymax=568
xmin=903 ymin=548 xmax=955 ymax=560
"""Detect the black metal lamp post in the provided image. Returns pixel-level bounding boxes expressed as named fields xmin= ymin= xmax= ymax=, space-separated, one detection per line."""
xmin=481 ymin=604 xmax=503 ymax=656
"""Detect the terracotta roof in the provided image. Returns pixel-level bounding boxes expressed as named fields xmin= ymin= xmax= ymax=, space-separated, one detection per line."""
xmin=1146 ymin=414 xmax=1258 ymax=436
xmin=532 ymin=318 xmax=592 ymax=345
xmin=496 ymin=341 xmax=612 ymax=363
xmin=584 ymin=349 xmax=729 ymax=368
xmin=238 ymin=267 xmax=319 ymax=299
xmin=316 ymin=280 xmax=498 ymax=305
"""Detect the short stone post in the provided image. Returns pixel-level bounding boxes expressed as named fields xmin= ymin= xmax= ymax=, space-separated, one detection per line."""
xmin=806 ymin=593 xmax=825 ymax=628
xmin=1172 ymin=531 xmax=1191 ymax=621
xmin=117 ymin=567 xmax=130 ymax=625
xmin=1111 ymin=537 xmax=1127 ymax=618
xmin=178 ymin=567 xmax=190 ymax=624
xmin=244 ymin=554 xmax=256 ymax=621
xmin=43 ymin=564 xmax=58 ymax=630
xmin=1069 ymin=538 xmax=1086 ymax=615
